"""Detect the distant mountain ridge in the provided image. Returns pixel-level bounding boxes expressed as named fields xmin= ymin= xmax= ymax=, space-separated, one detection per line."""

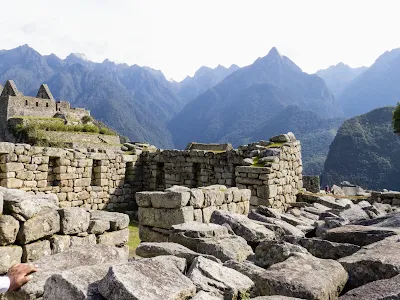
xmin=169 ymin=47 xmax=343 ymax=149
xmin=316 ymin=62 xmax=367 ymax=97
xmin=322 ymin=106 xmax=400 ymax=190
xmin=338 ymin=48 xmax=400 ymax=117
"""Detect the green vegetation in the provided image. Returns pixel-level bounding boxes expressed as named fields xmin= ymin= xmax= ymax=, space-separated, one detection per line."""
xmin=81 ymin=115 xmax=93 ymax=124
xmin=393 ymin=103 xmax=400 ymax=134
xmin=322 ymin=107 xmax=400 ymax=190
xmin=266 ymin=142 xmax=284 ymax=148
xmin=128 ymin=222 xmax=141 ymax=257
xmin=251 ymin=156 xmax=264 ymax=167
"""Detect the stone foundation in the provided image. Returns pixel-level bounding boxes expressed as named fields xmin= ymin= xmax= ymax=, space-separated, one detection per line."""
xmin=136 ymin=185 xmax=251 ymax=242
xmin=0 ymin=188 xmax=129 ymax=274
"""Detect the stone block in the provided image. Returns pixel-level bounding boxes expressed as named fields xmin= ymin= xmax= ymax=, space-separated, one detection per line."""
xmin=193 ymin=209 xmax=203 ymax=222
xmin=1 ymin=162 xmax=24 ymax=172
xmin=17 ymin=209 xmax=61 ymax=244
xmin=1 ymin=178 xmax=23 ymax=189
xmin=203 ymin=189 xmax=224 ymax=206
xmin=139 ymin=206 xmax=194 ymax=229
xmin=0 ymin=215 xmax=19 ymax=245
xmin=70 ymin=234 xmax=96 ymax=248
xmin=202 ymin=206 xmax=217 ymax=223
xmin=49 ymin=235 xmax=71 ymax=255
xmin=59 ymin=207 xmax=90 ymax=234
xmin=190 ymin=188 xmax=205 ymax=208
xmin=87 ymin=219 xmax=110 ymax=234
xmin=97 ymin=228 xmax=129 ymax=247
xmin=22 ymin=240 xmax=52 ymax=263
xmin=74 ymin=178 xmax=91 ymax=187
xmin=90 ymin=211 xmax=129 ymax=230
xmin=257 ymin=185 xmax=278 ymax=199
xmin=0 ymin=245 xmax=22 ymax=274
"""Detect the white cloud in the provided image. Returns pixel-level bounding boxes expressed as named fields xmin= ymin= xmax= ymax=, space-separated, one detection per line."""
xmin=0 ymin=0 xmax=400 ymax=81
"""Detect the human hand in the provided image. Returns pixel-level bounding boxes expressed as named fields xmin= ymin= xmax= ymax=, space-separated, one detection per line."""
xmin=7 ymin=263 xmax=38 ymax=291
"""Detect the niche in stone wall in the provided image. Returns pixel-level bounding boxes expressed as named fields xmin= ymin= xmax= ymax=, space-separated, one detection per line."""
xmin=47 ymin=157 xmax=60 ymax=186
xmin=91 ymin=160 xmax=101 ymax=186
xmin=155 ymin=162 xmax=165 ymax=190
xmin=192 ymin=163 xmax=201 ymax=188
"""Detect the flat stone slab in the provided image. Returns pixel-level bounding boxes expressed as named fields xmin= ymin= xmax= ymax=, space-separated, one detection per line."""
xmin=229 ymin=253 xmax=347 ymax=299
xmin=187 ymin=256 xmax=254 ymax=299
xmin=339 ymin=274 xmax=400 ymax=300
xmin=191 ymin=291 xmax=221 ymax=300
xmin=284 ymin=237 xmax=361 ymax=260
xmin=323 ymin=224 xmax=400 ymax=246
xmin=210 ymin=210 xmax=275 ymax=243
xmin=136 ymin=242 xmax=220 ymax=264
xmin=171 ymin=222 xmax=229 ymax=238
xmin=97 ymin=256 xmax=196 ymax=300
xmin=339 ymin=236 xmax=400 ymax=289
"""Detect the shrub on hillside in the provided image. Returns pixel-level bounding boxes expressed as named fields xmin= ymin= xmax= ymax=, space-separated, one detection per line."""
xmin=394 ymin=103 xmax=400 ymax=134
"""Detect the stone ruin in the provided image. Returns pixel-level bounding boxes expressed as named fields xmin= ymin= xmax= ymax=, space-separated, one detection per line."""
xmin=1 ymin=130 xmax=400 ymax=299
xmin=0 ymin=132 xmax=302 ymax=215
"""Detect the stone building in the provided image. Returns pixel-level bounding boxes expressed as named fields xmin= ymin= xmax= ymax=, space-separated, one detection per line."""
xmin=0 ymin=80 xmax=91 ymax=142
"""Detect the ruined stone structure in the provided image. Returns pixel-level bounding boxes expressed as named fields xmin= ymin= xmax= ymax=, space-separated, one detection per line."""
xmin=0 ymin=80 xmax=90 ymax=141
xmin=0 ymin=132 xmax=302 ymax=215
xmin=0 ymin=188 xmax=129 ymax=273
xmin=136 ymin=185 xmax=251 ymax=242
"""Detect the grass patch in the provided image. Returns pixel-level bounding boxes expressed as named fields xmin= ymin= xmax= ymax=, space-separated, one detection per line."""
xmin=266 ymin=142 xmax=285 ymax=148
xmin=251 ymin=156 xmax=265 ymax=167
xmin=128 ymin=221 xmax=141 ymax=257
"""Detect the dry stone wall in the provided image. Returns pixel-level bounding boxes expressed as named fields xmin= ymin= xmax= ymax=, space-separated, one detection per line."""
xmin=370 ymin=191 xmax=400 ymax=206
xmin=0 ymin=132 xmax=302 ymax=214
xmin=236 ymin=138 xmax=302 ymax=211
xmin=136 ymin=185 xmax=251 ymax=242
xmin=0 ymin=142 xmax=140 ymax=212
xmin=0 ymin=187 xmax=129 ymax=274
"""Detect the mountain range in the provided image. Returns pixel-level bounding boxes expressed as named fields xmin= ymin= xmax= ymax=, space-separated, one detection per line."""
xmin=1 ymin=44 xmax=400 ymax=183
xmin=316 ymin=63 xmax=367 ymax=97
xmin=322 ymin=107 xmax=400 ymax=190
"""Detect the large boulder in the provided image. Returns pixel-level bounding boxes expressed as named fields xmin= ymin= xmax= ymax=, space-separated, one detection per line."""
xmin=323 ymin=224 xmax=400 ymax=246
xmin=284 ymin=237 xmax=360 ymax=260
xmin=135 ymin=242 xmax=220 ymax=264
xmin=2 ymin=190 xmax=58 ymax=221
xmin=43 ymin=264 xmax=112 ymax=300
xmin=17 ymin=209 xmax=60 ymax=244
xmin=197 ymin=235 xmax=254 ymax=262
xmin=97 ymin=256 xmax=196 ymax=300
xmin=59 ymin=208 xmax=90 ymax=234
xmin=339 ymin=274 xmax=400 ymax=300
xmin=229 ymin=253 xmax=347 ymax=299
xmin=210 ymin=210 xmax=275 ymax=244
xmin=187 ymin=256 xmax=254 ymax=299
xmin=4 ymin=245 xmax=128 ymax=300
xmin=253 ymin=241 xmax=309 ymax=268
xmin=338 ymin=236 xmax=400 ymax=289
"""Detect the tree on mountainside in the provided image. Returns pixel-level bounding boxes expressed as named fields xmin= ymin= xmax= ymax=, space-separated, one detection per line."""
xmin=394 ymin=103 xmax=400 ymax=134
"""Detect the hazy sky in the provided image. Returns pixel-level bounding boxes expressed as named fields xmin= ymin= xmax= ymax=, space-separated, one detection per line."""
xmin=2 ymin=0 xmax=400 ymax=81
